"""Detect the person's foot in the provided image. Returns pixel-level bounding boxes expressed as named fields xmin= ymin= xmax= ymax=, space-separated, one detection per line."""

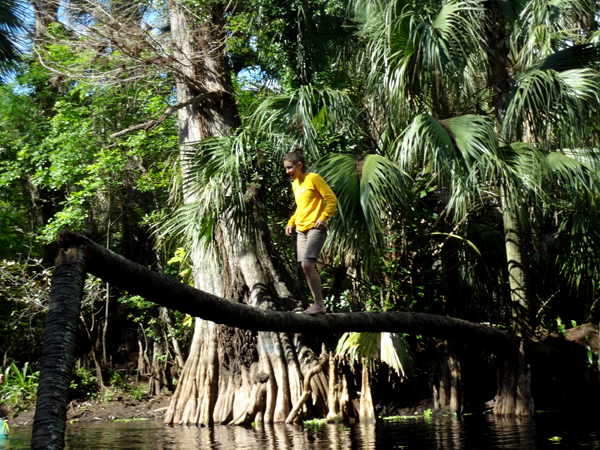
xmin=302 ymin=304 xmax=327 ymax=315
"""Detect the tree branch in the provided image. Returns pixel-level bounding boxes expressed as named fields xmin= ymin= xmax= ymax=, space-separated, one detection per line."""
xmin=109 ymin=91 xmax=221 ymax=138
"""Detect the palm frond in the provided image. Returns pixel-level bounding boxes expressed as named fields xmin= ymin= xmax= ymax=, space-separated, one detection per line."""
xmin=556 ymin=210 xmax=600 ymax=293
xmin=518 ymin=0 xmax=589 ymax=32
xmin=492 ymin=0 xmax=525 ymax=24
xmin=562 ymin=148 xmax=600 ymax=173
xmin=335 ymin=331 xmax=380 ymax=366
xmin=0 ymin=0 xmax=27 ymax=81
xmin=533 ymin=43 xmax=600 ymax=72
xmin=335 ymin=331 xmax=414 ymax=379
xmin=513 ymin=0 xmax=591 ymax=69
xmin=312 ymin=153 xmax=414 ymax=265
xmin=379 ymin=332 xmax=414 ymax=378
xmin=357 ymin=0 xmax=486 ymax=112
xmin=159 ymin=134 xmax=256 ymax=254
xmin=397 ymin=113 xmax=499 ymax=219
xmin=248 ymin=85 xmax=363 ymax=158
xmin=503 ymin=66 xmax=600 ymax=142
xmin=498 ymin=142 xmax=600 ymax=224
xmin=360 ymin=154 xmax=414 ymax=241
xmin=430 ymin=232 xmax=482 ymax=258
xmin=545 ymin=151 xmax=595 ymax=192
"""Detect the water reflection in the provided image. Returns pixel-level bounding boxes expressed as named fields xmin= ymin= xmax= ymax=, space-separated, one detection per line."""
xmin=483 ymin=416 xmax=536 ymax=449
xmin=3 ymin=413 xmax=600 ymax=449
xmin=433 ymin=416 xmax=463 ymax=449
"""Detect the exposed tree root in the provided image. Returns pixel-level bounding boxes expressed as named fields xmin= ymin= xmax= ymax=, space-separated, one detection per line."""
xmin=326 ymin=355 xmax=351 ymax=423
xmin=359 ymin=361 xmax=376 ymax=423
xmin=229 ymin=372 xmax=269 ymax=425
xmin=286 ymin=350 xmax=328 ymax=423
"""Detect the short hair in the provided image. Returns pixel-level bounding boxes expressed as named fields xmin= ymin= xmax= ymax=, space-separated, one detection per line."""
xmin=283 ymin=147 xmax=307 ymax=173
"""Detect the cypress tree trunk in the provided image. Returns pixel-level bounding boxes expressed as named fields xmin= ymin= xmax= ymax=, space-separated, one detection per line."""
xmin=493 ymin=340 xmax=533 ymax=417
xmin=431 ymin=341 xmax=462 ymax=414
xmin=358 ymin=362 xmax=375 ymax=423
xmin=31 ymin=247 xmax=86 ymax=450
xmin=164 ymin=0 xmax=328 ymax=425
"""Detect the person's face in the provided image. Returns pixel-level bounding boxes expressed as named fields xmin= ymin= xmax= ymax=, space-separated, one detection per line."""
xmin=284 ymin=160 xmax=303 ymax=180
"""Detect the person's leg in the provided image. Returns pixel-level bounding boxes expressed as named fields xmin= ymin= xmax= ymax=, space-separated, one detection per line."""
xmin=302 ymin=258 xmax=326 ymax=314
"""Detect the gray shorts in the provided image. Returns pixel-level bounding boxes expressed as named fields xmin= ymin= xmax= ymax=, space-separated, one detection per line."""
xmin=297 ymin=228 xmax=327 ymax=262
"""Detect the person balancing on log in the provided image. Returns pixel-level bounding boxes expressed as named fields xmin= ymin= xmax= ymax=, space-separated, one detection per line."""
xmin=283 ymin=148 xmax=337 ymax=315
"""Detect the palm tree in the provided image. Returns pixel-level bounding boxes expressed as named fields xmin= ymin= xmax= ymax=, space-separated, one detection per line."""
xmin=0 ymin=0 xmax=26 ymax=81
xmin=351 ymin=0 xmax=600 ymax=325
xmin=32 ymin=249 xmax=86 ymax=450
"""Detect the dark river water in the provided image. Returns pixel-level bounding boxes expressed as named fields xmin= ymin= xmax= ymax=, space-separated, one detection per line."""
xmin=2 ymin=413 xmax=599 ymax=449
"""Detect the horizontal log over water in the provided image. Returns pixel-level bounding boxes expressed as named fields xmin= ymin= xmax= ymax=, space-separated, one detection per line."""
xmin=57 ymin=230 xmax=561 ymax=361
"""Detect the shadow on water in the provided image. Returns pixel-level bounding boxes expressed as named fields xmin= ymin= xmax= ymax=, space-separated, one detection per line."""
xmin=3 ymin=413 xmax=600 ymax=449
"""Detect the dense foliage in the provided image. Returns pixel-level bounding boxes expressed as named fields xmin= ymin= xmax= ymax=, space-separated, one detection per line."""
xmin=2 ymin=0 xmax=600 ymax=406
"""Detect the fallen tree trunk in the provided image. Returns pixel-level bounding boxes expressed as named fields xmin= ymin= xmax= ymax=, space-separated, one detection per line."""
xmin=55 ymin=230 xmax=561 ymax=359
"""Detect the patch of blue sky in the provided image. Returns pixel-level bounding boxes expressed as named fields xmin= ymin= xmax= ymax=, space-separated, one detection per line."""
xmin=237 ymin=65 xmax=280 ymax=92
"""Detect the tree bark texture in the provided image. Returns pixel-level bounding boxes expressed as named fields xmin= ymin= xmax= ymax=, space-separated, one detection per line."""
xmin=165 ymin=0 xmax=242 ymax=427
xmin=32 ymin=247 xmax=86 ymax=450
xmin=485 ymin=2 xmax=512 ymax=126
xmin=358 ymin=362 xmax=376 ymax=423
xmin=147 ymin=340 xmax=168 ymax=397
xmin=285 ymin=347 xmax=328 ymax=423
xmin=163 ymin=232 xmax=329 ymax=425
xmin=325 ymin=355 xmax=352 ymax=423
xmin=502 ymin=187 xmax=532 ymax=336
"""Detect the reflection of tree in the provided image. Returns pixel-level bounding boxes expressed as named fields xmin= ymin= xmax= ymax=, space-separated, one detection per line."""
xmin=486 ymin=415 xmax=536 ymax=449
xmin=218 ymin=423 xmax=371 ymax=450
xmin=434 ymin=416 xmax=463 ymax=450
xmin=50 ymin=416 xmax=592 ymax=449
xmin=354 ymin=424 xmax=376 ymax=450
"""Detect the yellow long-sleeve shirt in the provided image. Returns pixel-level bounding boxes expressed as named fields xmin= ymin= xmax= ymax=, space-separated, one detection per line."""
xmin=287 ymin=172 xmax=337 ymax=232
